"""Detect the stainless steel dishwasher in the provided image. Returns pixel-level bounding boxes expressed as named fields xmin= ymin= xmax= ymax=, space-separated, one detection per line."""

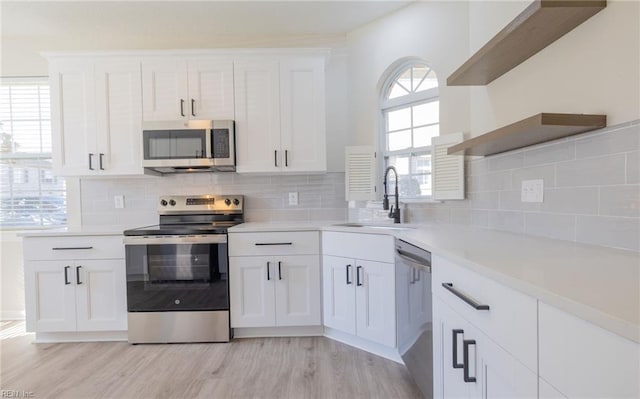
xmin=395 ymin=238 xmax=433 ymax=398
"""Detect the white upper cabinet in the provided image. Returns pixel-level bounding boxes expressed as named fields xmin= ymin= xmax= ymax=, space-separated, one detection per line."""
xmin=234 ymin=56 xmax=326 ymax=173
xmin=49 ymin=57 xmax=143 ymax=176
xmin=141 ymin=57 xmax=234 ymax=121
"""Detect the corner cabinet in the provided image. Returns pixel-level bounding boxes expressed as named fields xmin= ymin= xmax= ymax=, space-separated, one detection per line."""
xmin=322 ymin=231 xmax=396 ymax=347
xmin=234 ymin=56 xmax=326 ymax=173
xmin=22 ymin=234 xmax=127 ymax=334
xmin=141 ymin=57 xmax=234 ymax=121
xmin=228 ymin=231 xmax=321 ymax=328
xmin=48 ymin=57 xmax=144 ymax=176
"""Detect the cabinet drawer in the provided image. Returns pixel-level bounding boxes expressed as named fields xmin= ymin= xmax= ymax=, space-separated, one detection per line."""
xmin=322 ymin=232 xmax=394 ymax=263
xmin=432 ymin=254 xmax=537 ymax=372
xmin=229 ymin=231 xmax=319 ymax=256
xmin=23 ymin=235 xmax=125 ymax=261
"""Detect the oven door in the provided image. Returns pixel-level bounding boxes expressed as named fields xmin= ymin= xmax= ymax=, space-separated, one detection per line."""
xmin=124 ymin=235 xmax=228 ymax=312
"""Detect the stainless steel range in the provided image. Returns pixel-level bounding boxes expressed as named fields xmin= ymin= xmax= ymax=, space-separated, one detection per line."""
xmin=123 ymin=194 xmax=244 ymax=344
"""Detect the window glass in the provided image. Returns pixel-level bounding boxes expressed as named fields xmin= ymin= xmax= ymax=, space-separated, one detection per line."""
xmin=381 ymin=62 xmax=439 ymax=199
xmin=0 ymin=78 xmax=66 ymax=228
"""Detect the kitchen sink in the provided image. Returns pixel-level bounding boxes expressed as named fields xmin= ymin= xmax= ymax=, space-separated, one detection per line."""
xmin=332 ymin=222 xmax=415 ymax=230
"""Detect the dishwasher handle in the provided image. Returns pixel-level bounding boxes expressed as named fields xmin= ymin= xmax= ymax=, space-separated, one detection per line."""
xmin=396 ymin=249 xmax=432 ymax=273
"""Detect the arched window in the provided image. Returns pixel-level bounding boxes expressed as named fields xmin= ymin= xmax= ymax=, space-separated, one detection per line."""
xmin=380 ymin=61 xmax=439 ymax=199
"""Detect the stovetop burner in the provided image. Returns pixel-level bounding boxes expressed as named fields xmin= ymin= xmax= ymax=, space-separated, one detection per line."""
xmin=123 ymin=194 xmax=244 ymax=236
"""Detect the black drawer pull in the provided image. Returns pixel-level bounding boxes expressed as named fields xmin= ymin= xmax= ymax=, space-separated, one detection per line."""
xmin=52 ymin=247 xmax=94 ymax=251
xmin=346 ymin=264 xmax=352 ymax=285
xmin=254 ymin=242 xmax=292 ymax=246
xmin=64 ymin=266 xmax=71 ymax=285
xmin=452 ymin=329 xmax=464 ymax=369
xmin=267 ymin=261 xmax=271 ymax=281
xmin=442 ymin=283 xmax=490 ymax=310
xmin=278 ymin=261 xmax=282 ymax=280
xmin=463 ymin=339 xmax=477 ymax=383
xmin=356 ymin=266 xmax=363 ymax=286
xmin=76 ymin=266 xmax=82 ymax=285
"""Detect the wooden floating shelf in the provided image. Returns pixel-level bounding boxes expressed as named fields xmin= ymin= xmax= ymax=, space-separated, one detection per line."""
xmin=447 ymin=0 xmax=607 ymax=86
xmin=447 ymin=113 xmax=607 ymax=156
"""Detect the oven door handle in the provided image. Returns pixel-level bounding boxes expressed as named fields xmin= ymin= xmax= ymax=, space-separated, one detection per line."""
xmin=123 ymin=235 xmax=227 ymax=245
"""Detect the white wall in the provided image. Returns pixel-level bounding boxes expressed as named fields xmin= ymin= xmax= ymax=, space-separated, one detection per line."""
xmin=0 ymin=232 xmax=25 ymax=320
xmin=468 ymin=0 xmax=640 ymax=135
xmin=346 ymin=1 xmax=471 ymax=147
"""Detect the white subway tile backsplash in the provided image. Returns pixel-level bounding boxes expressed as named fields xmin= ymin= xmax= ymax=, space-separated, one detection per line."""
xmin=511 ymin=164 xmax=556 ymax=189
xmin=627 ymin=151 xmax=639 ymax=184
xmin=576 ymin=215 xmax=640 ymax=251
xmin=488 ymin=151 xmax=524 ymax=171
xmin=541 ymin=187 xmax=599 ymax=215
xmin=471 ymin=210 xmax=489 ymax=227
xmin=499 ymin=190 xmax=542 ymax=212
xmin=523 ymin=140 xmax=575 ymax=167
xmin=599 ymin=185 xmax=640 ymax=217
xmin=575 ymin=124 xmax=640 ymax=159
xmin=556 ymin=154 xmax=626 ymax=187
xmin=488 ymin=210 xmax=525 ymax=233
xmin=524 ymin=213 xmax=576 ymax=241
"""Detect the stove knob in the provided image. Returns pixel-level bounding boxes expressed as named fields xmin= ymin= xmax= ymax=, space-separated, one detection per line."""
xmin=233 ymin=198 xmax=240 ymax=206
xmin=160 ymin=199 xmax=168 ymax=206
xmin=169 ymin=199 xmax=176 ymax=206
xmin=224 ymin=198 xmax=231 ymax=206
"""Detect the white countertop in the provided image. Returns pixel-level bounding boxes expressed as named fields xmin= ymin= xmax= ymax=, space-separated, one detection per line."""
xmin=234 ymin=220 xmax=640 ymax=343
xmin=18 ymin=226 xmax=129 ymax=237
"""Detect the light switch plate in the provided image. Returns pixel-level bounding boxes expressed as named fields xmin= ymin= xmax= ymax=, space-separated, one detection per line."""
xmin=114 ymin=195 xmax=125 ymax=209
xmin=521 ymin=180 xmax=544 ymax=203
xmin=288 ymin=192 xmax=298 ymax=206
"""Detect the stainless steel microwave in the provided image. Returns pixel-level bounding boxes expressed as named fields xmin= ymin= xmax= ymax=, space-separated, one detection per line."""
xmin=142 ymin=120 xmax=235 ymax=174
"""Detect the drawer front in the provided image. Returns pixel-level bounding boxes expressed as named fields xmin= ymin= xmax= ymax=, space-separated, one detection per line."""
xmin=322 ymin=232 xmax=394 ymax=263
xmin=229 ymin=231 xmax=319 ymax=256
xmin=432 ymin=254 xmax=537 ymax=372
xmin=23 ymin=235 xmax=125 ymax=261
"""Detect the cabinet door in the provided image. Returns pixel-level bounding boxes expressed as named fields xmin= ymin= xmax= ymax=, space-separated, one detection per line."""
xmin=234 ymin=59 xmax=281 ymax=173
xmin=187 ymin=59 xmax=234 ymax=120
xmin=50 ymin=59 xmax=96 ymax=176
xmin=279 ymin=57 xmax=326 ymax=172
xmin=24 ymin=260 xmax=77 ymax=332
xmin=94 ymin=59 xmax=143 ymax=175
xmin=355 ymin=259 xmax=396 ymax=347
xmin=75 ymin=259 xmax=127 ymax=331
xmin=274 ymin=255 xmax=321 ymax=326
xmin=322 ymin=255 xmax=356 ymax=335
xmin=141 ymin=59 xmax=188 ymax=121
xmin=229 ymin=256 xmax=276 ymax=328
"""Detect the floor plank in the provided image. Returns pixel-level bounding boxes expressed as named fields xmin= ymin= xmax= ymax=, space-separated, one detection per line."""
xmin=0 ymin=322 xmax=422 ymax=398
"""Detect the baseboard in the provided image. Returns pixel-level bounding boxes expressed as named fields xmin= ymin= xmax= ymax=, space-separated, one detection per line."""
xmin=233 ymin=325 xmax=324 ymax=338
xmin=34 ymin=330 xmax=128 ymax=343
xmin=324 ymin=327 xmax=403 ymax=364
xmin=1 ymin=310 xmax=26 ymax=321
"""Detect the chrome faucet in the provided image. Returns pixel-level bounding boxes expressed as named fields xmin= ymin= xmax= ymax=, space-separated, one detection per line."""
xmin=383 ymin=166 xmax=401 ymax=224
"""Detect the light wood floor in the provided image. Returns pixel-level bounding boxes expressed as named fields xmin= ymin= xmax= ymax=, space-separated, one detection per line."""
xmin=0 ymin=321 xmax=422 ymax=398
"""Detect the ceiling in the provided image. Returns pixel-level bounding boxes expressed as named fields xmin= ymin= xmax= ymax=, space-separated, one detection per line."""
xmin=1 ymin=1 xmax=413 ymax=40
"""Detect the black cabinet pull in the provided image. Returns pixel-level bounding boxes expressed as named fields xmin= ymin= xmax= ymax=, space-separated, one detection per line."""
xmin=52 ymin=247 xmax=93 ymax=251
xmin=356 ymin=266 xmax=363 ymax=286
xmin=64 ymin=266 xmax=71 ymax=285
xmin=191 ymin=99 xmax=196 ymax=116
xmin=463 ymin=339 xmax=477 ymax=383
xmin=285 ymin=150 xmax=288 ymax=167
xmin=274 ymin=150 xmax=278 ymax=167
xmin=255 ymin=242 xmax=292 ymax=246
xmin=278 ymin=261 xmax=282 ymax=280
xmin=180 ymin=99 xmax=185 ymax=117
xmin=452 ymin=329 xmax=464 ymax=369
xmin=267 ymin=261 xmax=271 ymax=281
xmin=88 ymin=153 xmax=94 ymax=170
xmin=442 ymin=283 xmax=490 ymax=310
xmin=99 ymin=153 xmax=105 ymax=170
xmin=346 ymin=264 xmax=352 ymax=285
xmin=76 ymin=266 xmax=82 ymax=285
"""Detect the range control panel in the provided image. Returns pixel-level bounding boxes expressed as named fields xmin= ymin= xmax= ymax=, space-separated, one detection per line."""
xmin=158 ymin=195 xmax=244 ymax=214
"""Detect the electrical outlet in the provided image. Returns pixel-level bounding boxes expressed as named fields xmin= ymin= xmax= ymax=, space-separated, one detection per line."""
xmin=114 ymin=195 xmax=125 ymax=209
xmin=521 ymin=180 xmax=544 ymax=203
xmin=288 ymin=192 xmax=298 ymax=206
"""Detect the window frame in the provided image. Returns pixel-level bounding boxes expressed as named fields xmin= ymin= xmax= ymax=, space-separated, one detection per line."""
xmin=378 ymin=61 xmax=440 ymax=202
xmin=0 ymin=76 xmax=68 ymax=230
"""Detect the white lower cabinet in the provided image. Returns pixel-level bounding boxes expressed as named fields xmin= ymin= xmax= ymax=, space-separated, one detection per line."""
xmin=228 ymin=231 xmax=321 ymax=328
xmin=23 ymin=235 xmax=127 ymax=333
xmin=322 ymin=232 xmax=396 ymax=348
xmin=538 ymin=302 xmax=639 ymax=399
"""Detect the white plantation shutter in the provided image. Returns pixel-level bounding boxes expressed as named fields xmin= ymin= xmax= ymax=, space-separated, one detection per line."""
xmin=431 ymin=132 xmax=464 ymax=200
xmin=345 ymin=146 xmax=377 ymax=201
xmin=0 ymin=77 xmax=66 ymax=227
